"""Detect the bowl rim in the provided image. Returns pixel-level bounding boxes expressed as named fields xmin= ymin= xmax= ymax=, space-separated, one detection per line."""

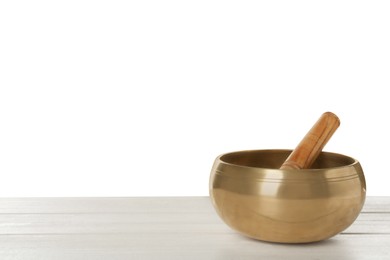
xmin=217 ymin=149 xmax=359 ymax=170
xmin=213 ymin=149 xmax=363 ymax=182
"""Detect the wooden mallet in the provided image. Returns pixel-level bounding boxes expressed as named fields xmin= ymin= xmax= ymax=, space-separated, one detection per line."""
xmin=280 ymin=112 xmax=340 ymax=170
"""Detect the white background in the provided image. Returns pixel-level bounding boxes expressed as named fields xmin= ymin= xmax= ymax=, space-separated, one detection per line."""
xmin=0 ymin=1 xmax=389 ymax=196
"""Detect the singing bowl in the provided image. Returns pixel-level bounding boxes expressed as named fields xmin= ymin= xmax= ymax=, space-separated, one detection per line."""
xmin=209 ymin=149 xmax=366 ymax=243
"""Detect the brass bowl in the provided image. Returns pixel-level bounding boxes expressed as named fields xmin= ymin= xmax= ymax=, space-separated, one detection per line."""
xmin=209 ymin=149 xmax=366 ymax=243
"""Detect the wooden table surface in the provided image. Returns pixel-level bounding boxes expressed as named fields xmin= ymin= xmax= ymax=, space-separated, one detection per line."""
xmin=0 ymin=197 xmax=389 ymax=259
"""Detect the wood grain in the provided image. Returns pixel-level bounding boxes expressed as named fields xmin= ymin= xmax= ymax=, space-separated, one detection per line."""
xmin=0 ymin=197 xmax=389 ymax=259
xmin=281 ymin=112 xmax=340 ymax=169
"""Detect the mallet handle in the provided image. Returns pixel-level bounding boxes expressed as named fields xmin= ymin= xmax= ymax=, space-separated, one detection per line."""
xmin=280 ymin=112 xmax=340 ymax=170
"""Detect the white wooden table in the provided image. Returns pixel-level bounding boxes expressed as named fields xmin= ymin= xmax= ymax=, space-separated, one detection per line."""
xmin=0 ymin=197 xmax=389 ymax=259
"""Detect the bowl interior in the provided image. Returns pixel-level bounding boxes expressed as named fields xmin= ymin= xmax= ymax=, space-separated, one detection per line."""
xmin=220 ymin=150 xmax=357 ymax=169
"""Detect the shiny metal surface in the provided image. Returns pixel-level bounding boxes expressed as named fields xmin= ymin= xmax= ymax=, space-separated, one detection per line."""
xmin=209 ymin=150 xmax=366 ymax=243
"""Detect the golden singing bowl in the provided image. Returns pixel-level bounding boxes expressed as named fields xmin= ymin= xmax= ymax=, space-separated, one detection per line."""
xmin=209 ymin=149 xmax=366 ymax=243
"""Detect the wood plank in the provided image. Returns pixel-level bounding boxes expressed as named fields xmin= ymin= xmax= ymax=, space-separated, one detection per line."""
xmin=0 ymin=197 xmax=390 ymax=214
xmin=0 ymin=197 xmax=211 ymax=214
xmin=0 ymin=233 xmax=389 ymax=260
xmin=0 ymin=197 xmax=389 ymax=234
xmin=361 ymin=197 xmax=390 ymax=213
xmin=0 ymin=211 xmax=389 ymax=235
xmin=0 ymin=212 xmax=229 ymax=235
xmin=343 ymin=210 xmax=390 ymax=234
xmin=0 ymin=196 xmax=387 ymax=213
